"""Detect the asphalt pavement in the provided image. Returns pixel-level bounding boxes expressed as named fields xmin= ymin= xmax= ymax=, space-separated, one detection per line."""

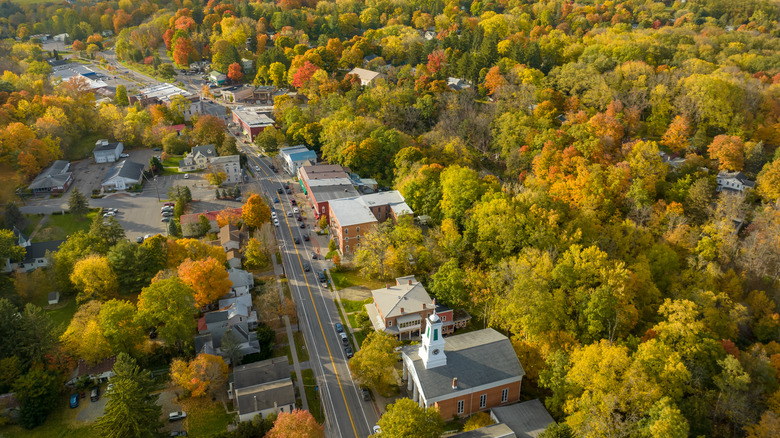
xmin=239 ymin=143 xmax=378 ymax=437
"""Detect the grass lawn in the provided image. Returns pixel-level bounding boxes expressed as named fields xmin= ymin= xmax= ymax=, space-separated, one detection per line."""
xmin=293 ymin=330 xmax=309 ymax=362
xmin=341 ymin=298 xmax=371 ymax=314
xmin=66 ymin=133 xmax=104 ymax=161
xmin=272 ymin=344 xmax=292 ymax=363
xmin=180 ymin=397 xmax=234 ymax=437
xmin=330 ymin=268 xmax=385 ymax=291
xmin=0 ymin=394 xmax=94 ymax=438
xmin=46 ymin=298 xmax=78 ymax=330
xmin=22 ymin=214 xmax=44 ymax=236
xmin=162 ymin=155 xmax=183 ymax=167
xmin=301 ymin=369 xmax=324 ymax=423
xmin=33 ymin=210 xmax=99 ymax=242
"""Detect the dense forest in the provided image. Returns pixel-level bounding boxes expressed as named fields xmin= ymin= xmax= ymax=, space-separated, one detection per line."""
xmin=2 ymin=0 xmax=780 ymax=436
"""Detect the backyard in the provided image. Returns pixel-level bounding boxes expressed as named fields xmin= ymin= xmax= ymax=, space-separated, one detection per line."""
xmin=179 ymin=397 xmax=234 ymax=437
xmin=0 ymin=393 xmax=94 ymax=438
xmin=33 ymin=210 xmax=99 ymax=242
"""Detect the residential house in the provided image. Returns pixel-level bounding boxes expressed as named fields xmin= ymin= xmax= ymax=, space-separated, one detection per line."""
xmin=162 ymin=124 xmax=186 ymax=136
xmin=717 ymin=170 xmax=755 ymax=194
xmin=227 ymin=248 xmax=242 ymax=269
xmin=401 ymin=318 xmax=525 ymax=420
xmin=227 ymin=268 xmax=254 ymax=296
xmin=220 ymin=224 xmax=242 ymax=252
xmin=232 ymin=106 xmax=274 ymax=141
xmin=346 ymin=67 xmax=383 ymax=86
xmin=93 ymin=139 xmax=123 ymax=163
xmin=489 ymin=400 xmax=556 ymax=438
xmin=278 ymin=145 xmax=317 ymax=175
xmin=447 ymin=77 xmax=472 ymax=91
xmin=208 ymin=155 xmax=242 ymax=184
xmin=228 ymin=358 xmax=295 ymax=422
xmin=28 ymin=160 xmax=72 ymax=193
xmin=241 ymin=58 xmax=253 ymax=72
xmin=180 ymin=207 xmax=242 ymax=237
xmin=178 ymin=144 xmax=218 ymax=172
xmin=297 ymin=164 xmax=359 ymax=219
xmin=2 ymin=227 xmax=64 ymax=273
xmin=327 ymin=191 xmax=413 ymax=255
xmin=67 ymin=357 xmax=117 ymax=385
xmin=366 ymin=276 xmax=454 ymax=340
xmin=101 ymin=160 xmax=145 ymax=191
xmin=195 ymin=305 xmax=260 ymax=363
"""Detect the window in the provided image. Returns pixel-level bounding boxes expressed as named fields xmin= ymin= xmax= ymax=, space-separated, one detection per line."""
xmin=387 ymin=320 xmax=393 ymax=326
xmin=357 ymin=235 xmax=360 ymax=240
xmin=433 ymin=328 xmax=438 ymax=341
xmin=441 ymin=315 xmax=446 ymax=321
xmin=457 ymin=400 xmax=464 ymax=414
xmin=501 ymin=388 xmax=508 ymax=403
xmin=344 ymin=227 xmax=349 ymax=235
xmin=357 ymin=226 xmax=360 ymax=232
xmin=345 ymin=237 xmax=349 ymax=242
xmin=345 ymin=245 xmax=349 ymax=251
xmin=479 ymin=394 xmax=487 ymax=408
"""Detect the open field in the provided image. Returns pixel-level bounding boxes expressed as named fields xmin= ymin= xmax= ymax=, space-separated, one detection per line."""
xmin=330 ymin=268 xmax=386 ymax=291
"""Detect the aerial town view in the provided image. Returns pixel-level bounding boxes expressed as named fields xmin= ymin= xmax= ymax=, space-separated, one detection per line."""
xmin=1 ymin=0 xmax=780 ymax=437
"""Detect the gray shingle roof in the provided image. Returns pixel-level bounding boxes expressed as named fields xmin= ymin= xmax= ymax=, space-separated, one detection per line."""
xmin=450 ymin=423 xmax=516 ymax=438
xmin=491 ymin=400 xmax=555 ymax=438
xmin=233 ymin=357 xmax=290 ymax=390
xmin=94 ymin=140 xmax=122 ymax=152
xmin=235 ymin=379 xmax=295 ymax=415
xmin=28 ymin=160 xmax=71 ymax=190
xmin=102 ymin=160 xmax=144 ymax=183
xmin=22 ymin=240 xmax=64 ymax=264
xmin=402 ymin=328 xmax=525 ymax=401
xmin=191 ymin=144 xmax=217 ymax=158
xmin=371 ymin=279 xmax=433 ymax=319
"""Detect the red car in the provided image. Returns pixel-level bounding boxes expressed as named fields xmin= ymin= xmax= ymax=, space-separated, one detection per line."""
xmin=164 ymin=202 xmax=175 ymax=207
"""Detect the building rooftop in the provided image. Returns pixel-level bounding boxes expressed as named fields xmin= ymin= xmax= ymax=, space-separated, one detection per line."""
xmin=299 ymin=164 xmax=350 ymax=180
xmin=450 ymin=423 xmax=516 ymax=438
xmin=235 ymin=378 xmax=295 ymax=415
xmin=233 ymin=357 xmax=290 ymax=389
xmin=102 ymin=160 xmax=145 ymax=183
xmin=328 ymin=196 xmax=378 ymax=227
xmin=20 ymin=240 xmax=64 ymax=264
xmin=94 ymin=139 xmax=122 ymax=152
xmin=347 ymin=67 xmax=382 ymax=84
xmin=28 ymin=160 xmax=71 ymax=190
xmin=492 ymin=400 xmax=555 ymax=438
xmin=362 ymin=190 xmax=413 ymax=216
xmin=233 ymin=107 xmax=274 ymax=128
xmin=402 ymin=328 xmax=525 ymax=402
xmin=135 ymin=83 xmax=191 ymax=103
xmin=371 ymin=276 xmax=433 ymax=320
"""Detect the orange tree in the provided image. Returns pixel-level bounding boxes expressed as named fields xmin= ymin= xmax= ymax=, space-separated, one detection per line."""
xmin=170 ymin=353 xmax=228 ymax=398
xmin=177 ymin=257 xmax=231 ymax=307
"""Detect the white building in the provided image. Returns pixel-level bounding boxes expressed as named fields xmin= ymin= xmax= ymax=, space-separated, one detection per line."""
xmin=101 ymin=160 xmax=145 ymax=190
xmin=717 ymin=170 xmax=755 ymax=194
xmin=209 ymin=155 xmax=242 ymax=184
xmin=229 ymin=358 xmax=295 ymax=422
xmin=93 ymin=139 xmax=123 ymax=163
xmin=278 ymin=145 xmax=316 ymax=176
xmin=346 ymin=67 xmax=383 ymax=86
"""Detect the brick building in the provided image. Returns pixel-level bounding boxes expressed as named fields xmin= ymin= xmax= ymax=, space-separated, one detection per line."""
xmin=297 ymin=164 xmax=358 ymax=219
xmin=401 ymin=317 xmax=525 ymax=420
xmin=327 ymin=191 xmax=413 ymax=255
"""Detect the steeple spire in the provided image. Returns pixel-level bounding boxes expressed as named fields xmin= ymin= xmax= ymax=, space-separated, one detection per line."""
xmin=418 ymin=308 xmax=446 ymax=369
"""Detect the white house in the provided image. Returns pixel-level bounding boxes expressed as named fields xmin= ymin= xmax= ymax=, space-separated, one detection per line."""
xmin=227 ymin=268 xmax=254 ymax=296
xmin=93 ymin=139 xmax=124 ymax=163
xmin=208 ymin=155 xmax=242 ymax=184
xmin=101 ymin=160 xmax=145 ymax=191
xmin=2 ymin=228 xmax=63 ymax=273
xmin=717 ymin=171 xmax=755 ymax=194
xmin=178 ymin=144 xmax=218 ymax=172
xmin=278 ymin=145 xmax=316 ymax=176
xmin=346 ymin=67 xmax=383 ymax=86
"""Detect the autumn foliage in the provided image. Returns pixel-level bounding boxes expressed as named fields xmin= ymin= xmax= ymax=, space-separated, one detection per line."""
xmin=170 ymin=353 xmax=228 ymax=397
xmin=267 ymin=409 xmax=324 ymax=438
xmin=708 ymin=135 xmax=745 ymax=171
xmin=177 ymin=257 xmax=232 ymax=307
xmin=227 ymin=62 xmax=243 ymax=82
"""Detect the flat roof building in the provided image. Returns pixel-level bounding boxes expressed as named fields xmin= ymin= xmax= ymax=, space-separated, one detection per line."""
xmin=297 ymin=164 xmax=359 ymax=219
xmin=130 ymin=83 xmax=192 ymax=106
xmin=232 ymin=106 xmax=274 ymax=141
xmin=278 ymin=145 xmax=317 ymax=176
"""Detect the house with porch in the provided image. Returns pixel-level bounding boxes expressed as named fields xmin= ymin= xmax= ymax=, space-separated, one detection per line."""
xmin=366 ymin=276 xmax=453 ymax=340
xmin=28 ymin=160 xmax=72 ymax=193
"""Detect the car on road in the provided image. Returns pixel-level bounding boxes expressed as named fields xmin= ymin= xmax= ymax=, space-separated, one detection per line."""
xmin=345 ymin=346 xmax=353 ymax=358
xmin=184 ymin=173 xmax=189 ymax=179
xmin=303 ymin=235 xmax=309 ymax=241
xmin=293 ymin=207 xmax=299 ymax=214
xmin=274 ymin=197 xmax=279 ymax=203
xmin=90 ymin=386 xmax=100 ymax=402
xmin=303 ymin=262 xmax=310 ymax=272
xmin=318 ymin=271 xmax=327 ymax=284
xmin=153 ymin=148 xmax=162 ymax=151
xmin=335 ymin=323 xmax=343 ymax=333
xmin=274 ymin=219 xmax=279 ymax=226
xmin=311 ymin=252 xmax=317 ymax=260
xmin=290 ymin=199 xmax=296 ymax=206
xmin=277 ymin=188 xmax=283 ymax=194
xmin=286 ymin=188 xmax=292 ymax=194
xmin=255 ymin=165 xmax=260 ymax=171
xmin=169 ymin=411 xmax=187 ymax=422
xmin=103 ymin=212 xmax=115 ymax=218
xmin=136 ymin=236 xmax=144 ymax=243
xmin=362 ymin=388 xmax=370 ymax=401
xmin=299 ymin=223 xmax=305 ymax=229
xmin=286 ymin=211 xmax=292 ymax=217
xmin=70 ymin=393 xmax=79 ymax=408
xmin=294 ymin=237 xmax=300 ymax=245
xmin=161 ymin=217 xmax=171 ymax=222
xmin=296 ymin=215 xmax=302 ymax=222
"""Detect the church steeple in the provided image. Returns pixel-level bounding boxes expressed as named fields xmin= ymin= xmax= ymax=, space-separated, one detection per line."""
xmin=419 ymin=308 xmax=446 ymax=369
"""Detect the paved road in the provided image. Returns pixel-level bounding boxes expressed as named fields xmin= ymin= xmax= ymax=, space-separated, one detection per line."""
xmin=238 ymin=143 xmax=378 ymax=437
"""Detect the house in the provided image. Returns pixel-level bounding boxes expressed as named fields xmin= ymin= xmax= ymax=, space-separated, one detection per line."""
xmin=218 ymin=294 xmax=258 ymax=329
xmin=101 ymin=160 xmax=145 ymax=191
xmin=241 ymin=58 xmax=253 ymax=72
xmin=67 ymin=356 xmax=117 ymax=385
xmin=297 ymin=164 xmax=359 ymax=219
xmin=52 ymin=33 xmax=69 ymax=42
xmin=210 ymin=71 xmax=227 ymax=85
xmin=232 ymin=106 xmax=275 ymax=141
xmin=327 ymin=191 xmax=413 ymax=255
xmin=717 ymin=170 xmax=755 ymax=194
xmin=28 ymin=160 xmax=72 ymax=193
xmin=366 ymin=276 xmax=452 ymax=340
xmin=278 ymin=145 xmax=317 ymax=176
xmin=93 ymin=139 xmax=123 ymax=163
xmin=178 ymin=144 xmax=218 ymax=172
xmin=490 ymin=400 xmax=556 ymax=438
xmin=448 ymin=77 xmax=472 ymax=91
xmin=253 ymin=86 xmax=278 ymax=104
xmin=195 ymin=307 xmax=260 ymax=363
xmin=227 ymin=248 xmax=242 ymax=269
xmin=346 ymin=67 xmax=383 ymax=86
xmin=228 ymin=358 xmax=296 ymax=422
xmin=2 ymin=228 xmax=63 ymax=273
xmin=227 ymin=268 xmax=254 ymax=296
xmin=220 ymin=224 xmax=242 ymax=252
xmin=222 ymin=86 xmax=256 ymax=104
xmin=401 ymin=318 xmax=525 ymax=420
xmin=659 ymin=151 xmax=686 ymax=169
xmin=208 ymin=155 xmax=242 ymax=184
xmin=179 ymin=207 xmax=242 ymax=237
xmin=48 ymin=292 xmax=60 ymax=305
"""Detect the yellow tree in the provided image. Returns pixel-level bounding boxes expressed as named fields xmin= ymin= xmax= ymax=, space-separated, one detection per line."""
xmin=70 ymin=255 xmax=118 ymax=303
xmin=349 ymin=331 xmax=400 ymax=394
xmin=166 ymin=238 xmax=227 ymax=268
xmin=170 ymin=353 xmax=228 ymax=397
xmin=216 ymin=209 xmax=242 ymax=228
xmin=241 ymin=194 xmax=271 ymax=230
xmin=177 ymin=257 xmax=232 ymax=307
xmin=756 ymin=159 xmax=780 ymax=203
xmin=61 ymin=301 xmax=112 ymax=365
xmin=243 ymin=238 xmax=267 ymax=269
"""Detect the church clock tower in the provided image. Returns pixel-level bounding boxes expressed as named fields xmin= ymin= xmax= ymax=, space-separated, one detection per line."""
xmin=419 ymin=312 xmax=447 ymax=369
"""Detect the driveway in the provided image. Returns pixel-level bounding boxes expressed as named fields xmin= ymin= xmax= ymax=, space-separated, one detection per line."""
xmin=75 ymin=392 xmax=108 ymax=423
xmin=157 ymin=388 xmax=187 ymax=434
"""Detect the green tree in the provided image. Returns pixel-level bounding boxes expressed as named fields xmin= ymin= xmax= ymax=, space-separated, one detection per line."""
xmin=439 ymin=165 xmax=495 ymax=227
xmin=107 ymin=239 xmax=141 ymax=292
xmin=244 ymin=238 xmax=267 ymax=269
xmin=538 ymin=423 xmax=574 ymax=438
xmin=197 ymin=214 xmax=211 ymax=237
xmin=377 ymin=398 xmax=444 ymax=438
xmin=115 ymin=84 xmax=129 ymax=106
xmin=53 ymin=231 xmax=105 ymax=293
xmin=99 ymin=299 xmax=144 ymax=356
xmin=14 ymin=368 xmax=62 ymax=429
xmin=349 ymin=331 xmax=400 ymax=395
xmin=149 ymin=156 xmax=163 ymax=174
xmin=0 ymin=229 xmax=26 ymax=266
xmin=430 ymin=258 xmax=468 ymax=308
xmin=269 ymin=62 xmax=286 ymax=87
xmin=90 ymin=214 xmax=125 ymax=248
xmin=95 ymin=353 xmax=163 ymax=438
xmin=68 ymin=187 xmax=89 ymax=219
xmin=136 ymin=278 xmax=196 ymax=349
xmin=3 ymin=202 xmax=24 ymax=230
xmin=158 ymin=64 xmax=175 ymax=80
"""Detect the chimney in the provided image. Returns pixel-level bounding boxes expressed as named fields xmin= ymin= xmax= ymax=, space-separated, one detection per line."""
xmin=408 ymin=279 xmax=412 ymax=285
xmin=400 ymin=307 xmax=404 ymax=314
xmin=422 ymin=303 xmax=426 ymax=309
xmin=452 ymin=377 xmax=458 ymax=389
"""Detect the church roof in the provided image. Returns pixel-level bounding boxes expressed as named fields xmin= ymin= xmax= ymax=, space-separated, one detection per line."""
xmin=402 ymin=328 xmax=525 ymax=402
xmin=492 ymin=400 xmax=555 ymax=438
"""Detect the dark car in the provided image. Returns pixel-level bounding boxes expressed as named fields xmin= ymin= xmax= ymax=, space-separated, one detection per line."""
xmin=153 ymin=147 xmax=162 ymax=151
xmin=283 ymin=183 xmax=289 ymax=189
xmin=335 ymin=323 xmax=344 ymax=333
xmin=296 ymin=215 xmax=302 ymax=222
xmin=294 ymin=237 xmax=300 ymax=244
xmin=136 ymin=236 xmax=144 ymax=243
xmin=170 ymin=432 xmax=188 ymax=437
xmin=70 ymin=393 xmax=79 ymax=408
xmin=286 ymin=189 xmax=292 ymax=194
xmin=311 ymin=252 xmax=317 ymax=260
xmin=299 ymin=222 xmax=305 ymax=229
xmin=90 ymin=386 xmax=100 ymax=402
xmin=303 ymin=235 xmax=310 ymax=241
xmin=290 ymin=199 xmax=297 ymax=206
xmin=303 ymin=263 xmax=310 ymax=272
xmin=277 ymin=188 xmax=283 ymax=194
xmin=274 ymin=197 xmax=279 ymax=203
xmin=345 ymin=346 xmax=353 ymax=358
xmin=362 ymin=388 xmax=370 ymax=401
xmin=318 ymin=271 xmax=327 ymax=283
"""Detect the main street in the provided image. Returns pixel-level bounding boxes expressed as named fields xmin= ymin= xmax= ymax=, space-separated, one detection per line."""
xmin=238 ymin=142 xmax=379 ymax=437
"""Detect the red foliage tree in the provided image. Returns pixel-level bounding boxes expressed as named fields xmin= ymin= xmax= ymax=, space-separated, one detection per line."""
xmin=290 ymin=61 xmax=319 ymax=89
xmin=227 ymin=62 xmax=243 ymax=82
xmin=173 ymin=37 xmax=194 ymax=67
xmin=163 ymin=29 xmax=175 ymax=51
xmin=426 ymin=50 xmax=446 ymax=76
xmin=708 ymin=135 xmax=745 ymax=171
xmin=71 ymin=40 xmax=86 ymax=51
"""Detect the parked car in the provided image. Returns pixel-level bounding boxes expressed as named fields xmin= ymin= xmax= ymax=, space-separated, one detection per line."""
xmin=293 ymin=207 xmax=299 ymax=214
xmin=340 ymin=332 xmax=349 ymax=345
xmin=164 ymin=202 xmax=175 ymax=207
xmin=318 ymin=271 xmax=327 ymax=284
xmin=299 ymin=223 xmax=305 ymax=229
xmin=303 ymin=262 xmax=310 ymax=272
xmin=169 ymin=411 xmax=187 ymax=422
xmin=153 ymin=148 xmax=162 ymax=151
xmin=335 ymin=323 xmax=344 ymax=333
xmin=161 ymin=206 xmax=174 ymax=212
xmin=296 ymin=215 xmax=302 ymax=222
xmin=70 ymin=393 xmax=79 ymax=408
xmin=106 ymin=208 xmax=118 ymax=213
xmin=119 ymin=153 xmax=129 ymax=158
xmin=136 ymin=236 xmax=144 ymax=243
xmin=274 ymin=219 xmax=279 ymax=227
xmin=277 ymin=188 xmax=283 ymax=194
xmin=286 ymin=189 xmax=292 ymax=194
xmin=103 ymin=212 xmax=115 ymax=217
xmin=90 ymin=386 xmax=100 ymax=402
xmin=274 ymin=197 xmax=279 ymax=203
xmin=183 ymin=173 xmax=189 ymax=179
xmin=303 ymin=235 xmax=310 ymax=241
xmin=362 ymin=388 xmax=370 ymax=401
xmin=255 ymin=165 xmax=260 ymax=171
xmin=294 ymin=237 xmax=300 ymax=245
xmin=345 ymin=346 xmax=353 ymax=358
xmin=161 ymin=217 xmax=171 ymax=222
xmin=287 ymin=211 xmax=292 ymax=217
xmin=373 ymin=426 xmax=382 ymax=434
xmin=162 ymin=211 xmax=174 ymax=217
xmin=311 ymin=252 xmax=317 ymax=260
xmin=290 ymin=199 xmax=297 ymax=206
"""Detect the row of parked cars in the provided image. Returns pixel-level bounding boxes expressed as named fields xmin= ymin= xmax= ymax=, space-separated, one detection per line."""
xmin=161 ymin=202 xmax=175 ymax=223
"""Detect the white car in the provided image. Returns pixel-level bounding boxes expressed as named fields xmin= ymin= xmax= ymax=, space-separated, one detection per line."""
xmin=274 ymin=219 xmax=279 ymax=227
xmin=103 ymin=212 xmax=115 ymax=217
xmin=372 ymin=425 xmax=381 ymax=435
xmin=119 ymin=153 xmax=129 ymax=158
xmin=271 ymin=212 xmax=277 ymax=219
xmin=183 ymin=173 xmax=189 ymax=179
xmin=293 ymin=207 xmax=299 ymax=214
xmin=255 ymin=165 xmax=260 ymax=171
xmin=169 ymin=411 xmax=187 ymax=422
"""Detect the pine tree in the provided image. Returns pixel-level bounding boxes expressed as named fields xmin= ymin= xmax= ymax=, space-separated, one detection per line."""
xmin=68 ymin=187 xmax=89 ymax=219
xmin=95 ymin=353 xmax=162 ymax=438
xmin=215 ymin=189 xmax=221 ymax=199
xmin=182 ymin=186 xmax=192 ymax=203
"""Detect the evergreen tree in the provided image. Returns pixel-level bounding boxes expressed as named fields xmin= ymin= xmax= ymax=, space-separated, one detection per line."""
xmin=68 ymin=187 xmax=89 ymax=219
xmin=216 ymin=188 xmax=221 ymax=199
xmin=182 ymin=186 xmax=192 ymax=203
xmin=95 ymin=353 xmax=163 ymax=438
xmin=4 ymin=202 xmax=24 ymax=230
